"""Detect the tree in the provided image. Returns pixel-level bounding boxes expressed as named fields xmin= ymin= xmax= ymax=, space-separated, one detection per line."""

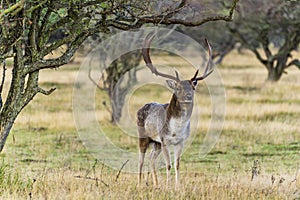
xmin=88 ymin=43 xmax=140 ymax=123
xmin=84 ymin=30 xmax=142 ymax=124
xmin=180 ymin=21 xmax=238 ymax=65
xmin=228 ymin=0 xmax=300 ymax=82
xmin=0 ymin=0 xmax=239 ymax=152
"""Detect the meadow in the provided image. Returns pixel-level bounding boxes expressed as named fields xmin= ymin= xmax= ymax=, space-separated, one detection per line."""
xmin=0 ymin=49 xmax=299 ymax=199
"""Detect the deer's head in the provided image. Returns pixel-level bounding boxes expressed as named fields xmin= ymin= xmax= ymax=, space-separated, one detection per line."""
xmin=142 ymin=34 xmax=213 ymax=103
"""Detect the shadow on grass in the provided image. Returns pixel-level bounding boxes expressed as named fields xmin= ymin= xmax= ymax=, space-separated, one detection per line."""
xmin=243 ymin=142 xmax=300 ymax=157
xmin=230 ymin=86 xmax=260 ymax=93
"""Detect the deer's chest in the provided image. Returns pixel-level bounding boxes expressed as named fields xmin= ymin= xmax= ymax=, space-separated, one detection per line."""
xmin=166 ymin=117 xmax=190 ymax=145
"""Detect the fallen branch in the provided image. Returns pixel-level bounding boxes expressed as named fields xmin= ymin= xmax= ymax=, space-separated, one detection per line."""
xmin=74 ymin=175 xmax=109 ymax=187
xmin=290 ymin=163 xmax=299 ymax=184
xmin=115 ymin=159 xmax=129 ymax=182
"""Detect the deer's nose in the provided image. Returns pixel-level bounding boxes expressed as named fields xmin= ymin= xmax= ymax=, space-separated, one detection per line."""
xmin=186 ymin=93 xmax=193 ymax=100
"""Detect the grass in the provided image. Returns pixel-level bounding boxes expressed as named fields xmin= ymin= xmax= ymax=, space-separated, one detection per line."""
xmin=0 ymin=49 xmax=300 ymax=199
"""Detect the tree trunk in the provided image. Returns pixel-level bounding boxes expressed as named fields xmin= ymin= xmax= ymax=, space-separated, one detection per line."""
xmin=0 ymin=42 xmax=43 ymax=152
xmin=0 ymin=119 xmax=14 ymax=152
xmin=266 ymin=68 xmax=281 ymax=82
xmin=266 ymin=54 xmax=289 ymax=82
xmin=110 ymin=86 xmax=123 ymax=124
xmin=103 ymin=51 xmax=140 ymax=124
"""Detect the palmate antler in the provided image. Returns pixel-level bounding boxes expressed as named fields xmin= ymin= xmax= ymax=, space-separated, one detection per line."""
xmin=142 ymin=33 xmax=213 ymax=82
xmin=142 ymin=33 xmax=180 ymax=81
xmin=190 ymin=38 xmax=213 ymax=82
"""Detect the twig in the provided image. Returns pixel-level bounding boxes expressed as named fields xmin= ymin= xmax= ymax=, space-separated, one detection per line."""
xmin=92 ymin=159 xmax=98 ymax=177
xmin=290 ymin=163 xmax=299 ymax=184
xmin=74 ymin=175 xmax=109 ymax=187
xmin=215 ymin=162 xmax=221 ymax=182
xmin=38 ymin=87 xmax=56 ymax=95
xmin=92 ymin=159 xmax=98 ymax=186
xmin=0 ymin=0 xmax=25 ymax=23
xmin=115 ymin=159 xmax=129 ymax=182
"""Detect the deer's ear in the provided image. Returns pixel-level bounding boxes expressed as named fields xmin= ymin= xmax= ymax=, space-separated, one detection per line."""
xmin=166 ymin=80 xmax=176 ymax=90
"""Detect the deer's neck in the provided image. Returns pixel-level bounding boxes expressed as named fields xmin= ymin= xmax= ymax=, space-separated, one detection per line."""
xmin=167 ymin=94 xmax=193 ymax=120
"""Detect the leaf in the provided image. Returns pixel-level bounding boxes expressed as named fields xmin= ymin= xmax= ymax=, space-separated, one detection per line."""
xmin=100 ymin=2 xmax=109 ymax=9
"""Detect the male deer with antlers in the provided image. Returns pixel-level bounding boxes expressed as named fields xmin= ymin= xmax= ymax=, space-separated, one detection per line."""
xmin=137 ymin=34 xmax=214 ymax=187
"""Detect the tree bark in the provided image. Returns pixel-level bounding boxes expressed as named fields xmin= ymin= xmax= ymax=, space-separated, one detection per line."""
xmin=266 ymin=53 xmax=289 ymax=82
xmin=0 ymin=117 xmax=15 ymax=151
xmin=266 ymin=68 xmax=281 ymax=82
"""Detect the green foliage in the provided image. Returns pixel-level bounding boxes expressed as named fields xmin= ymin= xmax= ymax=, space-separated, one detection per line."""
xmin=100 ymin=2 xmax=109 ymax=9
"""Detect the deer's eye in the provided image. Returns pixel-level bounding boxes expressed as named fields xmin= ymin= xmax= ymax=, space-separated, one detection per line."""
xmin=192 ymin=80 xmax=197 ymax=86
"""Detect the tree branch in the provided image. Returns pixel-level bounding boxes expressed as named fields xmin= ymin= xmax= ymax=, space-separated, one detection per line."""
xmin=108 ymin=0 xmax=239 ymax=30
xmin=21 ymin=72 xmax=39 ymax=107
xmin=287 ymin=59 xmax=300 ymax=69
xmin=0 ymin=53 xmax=13 ymax=64
xmin=25 ymin=32 xmax=89 ymax=74
xmin=38 ymin=87 xmax=56 ymax=95
xmin=0 ymin=0 xmax=25 ymax=23
xmin=0 ymin=61 xmax=6 ymax=110
xmin=27 ymin=3 xmax=41 ymax=60
xmin=88 ymin=68 xmax=107 ymax=91
xmin=0 ymin=61 xmax=6 ymax=95
xmin=228 ymin=26 xmax=267 ymax=65
xmin=38 ymin=4 xmax=53 ymax=49
xmin=260 ymin=28 xmax=273 ymax=60
xmin=25 ymin=20 xmax=109 ymax=74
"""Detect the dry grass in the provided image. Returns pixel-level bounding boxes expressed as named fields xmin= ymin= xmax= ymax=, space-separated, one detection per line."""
xmin=0 ymin=49 xmax=300 ymax=199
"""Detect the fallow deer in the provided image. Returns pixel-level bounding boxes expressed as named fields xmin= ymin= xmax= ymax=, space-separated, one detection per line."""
xmin=137 ymin=33 xmax=214 ymax=187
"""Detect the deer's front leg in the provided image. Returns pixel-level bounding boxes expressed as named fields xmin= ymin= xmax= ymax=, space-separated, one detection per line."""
xmin=161 ymin=140 xmax=171 ymax=186
xmin=174 ymin=142 xmax=183 ymax=187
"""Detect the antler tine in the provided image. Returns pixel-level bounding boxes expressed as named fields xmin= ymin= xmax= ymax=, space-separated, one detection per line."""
xmin=191 ymin=69 xmax=199 ymax=81
xmin=175 ymin=70 xmax=180 ymax=80
xmin=192 ymin=39 xmax=214 ymax=81
xmin=142 ymin=33 xmax=179 ymax=81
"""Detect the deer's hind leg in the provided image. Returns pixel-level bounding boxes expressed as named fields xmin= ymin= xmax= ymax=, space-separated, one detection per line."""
xmin=149 ymin=142 xmax=161 ymax=187
xmin=138 ymin=126 xmax=150 ymax=186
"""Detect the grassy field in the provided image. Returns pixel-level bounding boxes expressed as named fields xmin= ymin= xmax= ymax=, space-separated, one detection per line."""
xmin=0 ymin=49 xmax=300 ymax=199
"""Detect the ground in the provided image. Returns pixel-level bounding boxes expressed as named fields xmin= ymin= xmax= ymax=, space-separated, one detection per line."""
xmin=0 ymin=49 xmax=299 ymax=199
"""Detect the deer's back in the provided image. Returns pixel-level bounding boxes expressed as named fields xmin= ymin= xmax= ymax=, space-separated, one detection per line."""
xmin=137 ymin=103 xmax=168 ymax=140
